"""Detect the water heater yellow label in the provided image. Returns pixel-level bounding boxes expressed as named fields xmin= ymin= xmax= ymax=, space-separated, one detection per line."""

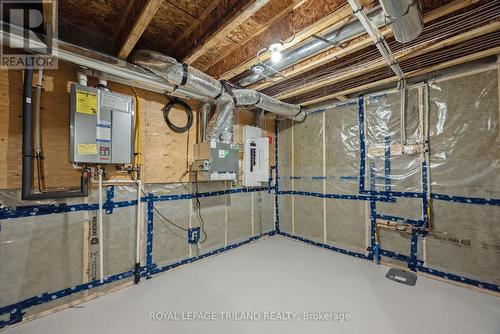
xmin=77 ymin=143 xmax=97 ymax=155
xmin=76 ymin=90 xmax=97 ymax=115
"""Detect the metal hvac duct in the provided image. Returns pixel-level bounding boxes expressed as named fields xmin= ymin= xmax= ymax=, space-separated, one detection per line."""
xmin=379 ymin=0 xmax=423 ymax=43
xmin=132 ymin=50 xmax=305 ymax=144
xmin=237 ymin=7 xmax=387 ymax=87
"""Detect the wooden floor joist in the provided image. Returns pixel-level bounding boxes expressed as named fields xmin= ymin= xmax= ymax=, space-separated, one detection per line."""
xmin=198 ymin=0 xmax=308 ymax=72
xmin=116 ymin=0 xmax=163 ymax=60
xmin=250 ymin=0 xmax=480 ymax=92
xmin=213 ymin=0 xmax=376 ymax=80
xmin=274 ymin=21 xmax=500 ymax=100
xmin=182 ymin=0 xmax=270 ymax=64
xmin=301 ymin=45 xmax=500 ymax=107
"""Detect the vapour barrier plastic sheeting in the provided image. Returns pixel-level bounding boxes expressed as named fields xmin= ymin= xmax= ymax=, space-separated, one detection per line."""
xmin=0 ymin=189 xmax=91 ymax=318
xmin=277 ymin=66 xmax=500 ymax=283
xmin=425 ymin=70 xmax=500 ymax=285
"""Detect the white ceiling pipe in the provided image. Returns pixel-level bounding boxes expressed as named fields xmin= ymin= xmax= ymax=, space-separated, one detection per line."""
xmin=379 ymin=0 xmax=423 ymax=43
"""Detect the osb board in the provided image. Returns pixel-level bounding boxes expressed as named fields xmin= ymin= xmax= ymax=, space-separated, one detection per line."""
xmin=206 ymin=0 xmax=345 ymax=78
xmin=136 ymin=1 xmax=195 ymax=53
xmin=192 ymin=0 xmax=301 ymax=70
xmin=170 ymin=0 xmax=214 ymax=18
xmin=140 ymin=91 xmax=199 ymax=184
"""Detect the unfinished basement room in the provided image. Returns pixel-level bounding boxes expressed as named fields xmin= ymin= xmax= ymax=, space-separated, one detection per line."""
xmin=0 ymin=0 xmax=499 ymax=333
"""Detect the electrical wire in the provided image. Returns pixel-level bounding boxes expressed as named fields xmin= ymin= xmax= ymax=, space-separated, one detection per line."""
xmin=140 ymin=189 xmax=189 ymax=241
xmin=162 ymin=98 xmax=193 ymax=133
xmin=193 ymin=179 xmax=208 ymax=244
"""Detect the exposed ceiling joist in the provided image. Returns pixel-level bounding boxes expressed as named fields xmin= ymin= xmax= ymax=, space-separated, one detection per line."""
xmin=211 ymin=0 xmax=376 ymax=80
xmin=275 ymin=21 xmax=500 ymax=100
xmin=198 ymin=0 xmax=308 ymax=72
xmin=301 ymin=46 xmax=500 ymax=107
xmin=181 ymin=0 xmax=270 ymax=65
xmin=251 ymin=0 xmax=479 ymax=92
xmin=116 ymin=0 xmax=163 ymax=60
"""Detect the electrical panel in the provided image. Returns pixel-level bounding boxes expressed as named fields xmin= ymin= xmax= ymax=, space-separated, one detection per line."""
xmin=192 ymin=140 xmax=239 ymax=181
xmin=70 ymin=84 xmax=134 ymax=164
xmin=243 ymin=126 xmax=269 ymax=187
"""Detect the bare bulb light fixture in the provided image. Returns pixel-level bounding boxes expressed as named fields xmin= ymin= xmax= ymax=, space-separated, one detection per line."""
xmin=269 ymin=42 xmax=283 ymax=63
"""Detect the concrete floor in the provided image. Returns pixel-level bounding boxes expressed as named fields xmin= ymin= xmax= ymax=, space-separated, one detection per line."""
xmin=4 ymin=236 xmax=500 ymax=334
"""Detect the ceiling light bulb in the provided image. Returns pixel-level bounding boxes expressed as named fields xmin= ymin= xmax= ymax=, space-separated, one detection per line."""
xmin=271 ymin=51 xmax=282 ymax=63
xmin=269 ymin=42 xmax=283 ymax=63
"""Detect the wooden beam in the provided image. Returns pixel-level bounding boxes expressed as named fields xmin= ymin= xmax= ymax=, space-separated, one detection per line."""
xmin=275 ymin=21 xmax=500 ymax=100
xmin=198 ymin=0 xmax=307 ymax=71
xmin=167 ymin=0 xmax=224 ymax=55
xmin=301 ymin=46 xmax=500 ymax=106
xmin=42 ymin=0 xmax=54 ymax=37
xmin=210 ymin=0 xmax=376 ymax=80
xmin=116 ymin=0 xmax=163 ymax=60
xmin=181 ymin=0 xmax=270 ymax=65
xmin=251 ymin=0 xmax=480 ymax=91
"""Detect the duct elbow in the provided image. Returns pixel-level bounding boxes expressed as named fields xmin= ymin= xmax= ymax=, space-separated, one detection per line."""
xmin=380 ymin=0 xmax=423 ymax=43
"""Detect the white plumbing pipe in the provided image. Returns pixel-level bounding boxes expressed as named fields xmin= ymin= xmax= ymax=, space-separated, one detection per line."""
xmin=77 ymin=71 xmax=88 ymax=86
xmin=98 ymin=168 xmax=104 ymax=283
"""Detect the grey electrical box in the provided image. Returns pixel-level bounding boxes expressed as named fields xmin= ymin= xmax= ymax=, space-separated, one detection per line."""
xmin=192 ymin=141 xmax=239 ymax=181
xmin=69 ymin=84 xmax=134 ymax=164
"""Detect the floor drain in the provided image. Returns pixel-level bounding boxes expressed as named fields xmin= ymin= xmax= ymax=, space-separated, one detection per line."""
xmin=385 ymin=268 xmax=417 ymax=286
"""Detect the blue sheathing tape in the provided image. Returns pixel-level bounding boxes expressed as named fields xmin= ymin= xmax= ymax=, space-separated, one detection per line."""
xmin=0 ymin=267 xmax=143 ymax=328
xmin=277 ymin=190 xmax=393 ymax=202
xmin=384 ymin=136 xmax=391 ymax=192
xmin=274 ymin=120 xmax=280 ymax=233
xmin=278 ymin=231 xmax=368 ymax=260
xmin=358 ymin=96 xmax=366 ymax=193
xmin=379 ymin=249 xmax=424 ymax=266
xmin=105 ymin=185 xmax=115 ymax=214
xmin=150 ymin=230 xmax=276 ymax=275
xmin=431 ymin=193 xmax=500 ymax=206
xmin=0 ymin=230 xmax=276 ymax=328
xmin=422 ymin=160 xmax=429 ymax=229
xmin=146 ymin=193 xmax=154 ymax=271
xmin=416 ymin=265 xmax=500 ymax=292
xmin=408 ymin=231 xmax=419 ymax=271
